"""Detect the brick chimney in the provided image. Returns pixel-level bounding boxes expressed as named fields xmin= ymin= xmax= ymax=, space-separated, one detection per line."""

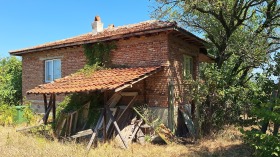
xmin=92 ymin=16 xmax=103 ymax=35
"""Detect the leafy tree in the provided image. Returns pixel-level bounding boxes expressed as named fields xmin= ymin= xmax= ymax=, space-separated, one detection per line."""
xmin=152 ymin=0 xmax=279 ymax=133
xmin=153 ymin=0 xmax=279 ymax=69
xmin=0 ymin=57 xmax=22 ymax=105
xmin=241 ymin=52 xmax=280 ymax=156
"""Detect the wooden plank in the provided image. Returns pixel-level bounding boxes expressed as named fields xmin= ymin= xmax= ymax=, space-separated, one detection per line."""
xmin=103 ymin=104 xmax=107 ymax=141
xmin=115 ymin=67 xmax=162 ymax=92
xmin=115 ymin=84 xmax=132 ymax=92
xmin=168 ymin=82 xmax=175 ymax=132
xmin=115 ymin=76 xmax=149 ymax=92
xmin=120 ymin=92 xmax=138 ymax=97
xmin=115 ymin=124 xmax=133 ymax=148
xmin=72 ymin=112 xmax=78 ymax=133
xmin=116 ymin=94 xmax=137 ymax=122
xmin=105 ymin=105 xmax=127 ymax=149
xmin=75 ymin=129 xmax=93 ymax=135
xmin=86 ymin=91 xmax=134 ymax=149
xmin=179 ymin=105 xmax=195 ymax=138
xmin=48 ymin=94 xmax=53 ymax=109
xmin=86 ymin=132 xmax=97 ymax=150
xmin=43 ymin=101 xmax=53 ymax=125
xmin=57 ymin=118 xmax=66 ymax=137
xmin=133 ymin=107 xmax=173 ymax=144
xmin=52 ymin=94 xmax=56 ymax=123
xmin=82 ymin=102 xmax=90 ymax=124
xmin=144 ymin=79 xmax=147 ymax=103
xmin=68 ymin=113 xmax=73 ymax=136
xmin=55 ymin=113 xmax=67 ymax=137
xmin=43 ymin=94 xmax=47 ymax=113
xmin=108 ymin=92 xmax=122 ymax=107
xmin=136 ymin=129 xmax=145 ymax=145
xmin=106 ymin=108 xmax=117 ymax=133
xmin=86 ymin=109 xmax=104 ymax=150
xmin=71 ymin=129 xmax=93 ymax=139
xmin=65 ymin=115 xmax=71 ymax=136
xmin=16 ymin=124 xmax=43 ymax=132
xmin=115 ymin=119 xmax=142 ymax=148
xmin=129 ymin=120 xmax=143 ymax=141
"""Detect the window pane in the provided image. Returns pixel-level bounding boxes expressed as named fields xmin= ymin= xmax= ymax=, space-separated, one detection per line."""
xmin=183 ymin=55 xmax=193 ymax=79
xmin=45 ymin=60 xmax=53 ymax=82
xmin=53 ymin=59 xmax=61 ymax=80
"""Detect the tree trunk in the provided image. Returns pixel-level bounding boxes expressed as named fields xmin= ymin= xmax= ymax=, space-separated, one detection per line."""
xmin=273 ymin=123 xmax=279 ymax=136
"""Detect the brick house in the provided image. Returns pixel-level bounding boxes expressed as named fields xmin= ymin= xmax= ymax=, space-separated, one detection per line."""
xmin=10 ymin=16 xmax=212 ymax=133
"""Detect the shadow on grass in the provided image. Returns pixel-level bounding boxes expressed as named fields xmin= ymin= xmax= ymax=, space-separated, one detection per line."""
xmin=188 ymin=143 xmax=253 ymax=157
xmin=179 ymin=144 xmax=253 ymax=157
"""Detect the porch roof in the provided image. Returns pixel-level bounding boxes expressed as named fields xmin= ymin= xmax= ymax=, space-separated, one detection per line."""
xmin=27 ymin=66 xmax=163 ymax=95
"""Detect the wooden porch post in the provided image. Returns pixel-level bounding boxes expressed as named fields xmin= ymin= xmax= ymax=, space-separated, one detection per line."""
xmin=52 ymin=94 xmax=56 ymax=123
xmin=43 ymin=94 xmax=47 ymax=113
xmin=168 ymin=82 xmax=174 ymax=132
xmin=144 ymin=79 xmax=147 ymax=104
xmin=43 ymin=94 xmax=53 ymax=125
xmin=103 ymin=91 xmax=108 ymax=142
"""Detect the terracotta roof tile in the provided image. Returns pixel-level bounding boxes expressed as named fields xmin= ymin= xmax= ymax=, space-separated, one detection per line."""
xmin=27 ymin=66 xmax=163 ymax=94
xmin=10 ymin=20 xmax=177 ymax=54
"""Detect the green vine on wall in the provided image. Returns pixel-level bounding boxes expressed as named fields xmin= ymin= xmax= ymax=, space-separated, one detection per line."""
xmin=83 ymin=42 xmax=116 ymax=67
xmin=55 ymin=42 xmax=116 ymax=128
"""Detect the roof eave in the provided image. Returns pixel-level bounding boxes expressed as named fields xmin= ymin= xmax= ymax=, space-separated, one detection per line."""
xmin=9 ymin=27 xmax=176 ymax=56
xmin=9 ymin=24 xmax=207 ymax=56
xmin=174 ymin=26 xmax=207 ymax=47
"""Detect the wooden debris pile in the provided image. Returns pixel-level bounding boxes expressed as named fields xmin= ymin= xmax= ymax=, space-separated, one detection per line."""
xmin=52 ymin=92 xmax=151 ymax=149
xmin=55 ymin=102 xmax=90 ymax=138
xmin=19 ymin=91 xmax=195 ymax=150
xmin=156 ymin=124 xmax=176 ymax=144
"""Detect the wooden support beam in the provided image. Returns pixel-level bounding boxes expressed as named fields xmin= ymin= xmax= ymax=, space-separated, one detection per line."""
xmin=16 ymin=124 xmax=44 ymax=132
xmin=43 ymin=94 xmax=47 ymax=113
xmin=69 ymin=113 xmax=73 ymax=135
xmin=105 ymin=105 xmax=128 ymax=149
xmin=73 ymin=112 xmax=78 ymax=133
xmin=55 ymin=113 xmax=67 ymax=137
xmin=72 ymin=129 xmax=93 ymax=139
xmin=168 ymin=82 xmax=175 ymax=132
xmin=115 ymin=67 xmax=162 ymax=92
xmin=103 ymin=92 xmax=108 ymax=142
xmin=116 ymin=94 xmax=137 ymax=122
xmin=120 ymin=92 xmax=138 ymax=97
xmin=43 ymin=102 xmax=53 ymax=125
xmin=86 ymin=109 xmax=104 ymax=150
xmin=48 ymin=94 xmax=53 ymax=108
xmin=52 ymin=94 xmax=56 ymax=123
xmin=144 ymin=79 xmax=147 ymax=104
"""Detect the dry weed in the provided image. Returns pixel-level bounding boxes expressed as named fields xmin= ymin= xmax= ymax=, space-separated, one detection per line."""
xmin=0 ymin=125 xmax=252 ymax=157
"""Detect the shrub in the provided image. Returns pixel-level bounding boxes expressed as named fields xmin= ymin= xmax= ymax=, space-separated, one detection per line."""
xmin=242 ymin=129 xmax=280 ymax=157
xmin=0 ymin=57 xmax=22 ymax=105
xmin=0 ymin=104 xmax=17 ymax=126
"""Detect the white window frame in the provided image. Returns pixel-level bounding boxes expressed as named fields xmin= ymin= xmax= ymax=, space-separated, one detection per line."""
xmin=183 ymin=55 xmax=193 ymax=79
xmin=45 ymin=59 xmax=61 ymax=83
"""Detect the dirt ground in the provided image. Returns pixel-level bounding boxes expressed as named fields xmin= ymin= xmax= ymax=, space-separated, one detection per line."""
xmin=0 ymin=125 xmax=252 ymax=157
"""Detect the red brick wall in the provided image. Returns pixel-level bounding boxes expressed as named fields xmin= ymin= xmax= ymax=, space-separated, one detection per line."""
xmin=111 ymin=32 xmax=169 ymax=67
xmin=22 ymin=46 xmax=86 ymax=112
xmin=22 ymin=32 xmax=201 ymax=112
xmin=167 ymin=33 xmax=200 ymax=106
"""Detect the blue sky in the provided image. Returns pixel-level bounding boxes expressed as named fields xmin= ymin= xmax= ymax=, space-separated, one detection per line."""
xmin=0 ymin=0 xmax=154 ymax=57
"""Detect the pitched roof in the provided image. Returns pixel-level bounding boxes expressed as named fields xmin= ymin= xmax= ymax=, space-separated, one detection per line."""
xmin=27 ymin=66 xmax=163 ymax=94
xmin=10 ymin=20 xmax=206 ymax=55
